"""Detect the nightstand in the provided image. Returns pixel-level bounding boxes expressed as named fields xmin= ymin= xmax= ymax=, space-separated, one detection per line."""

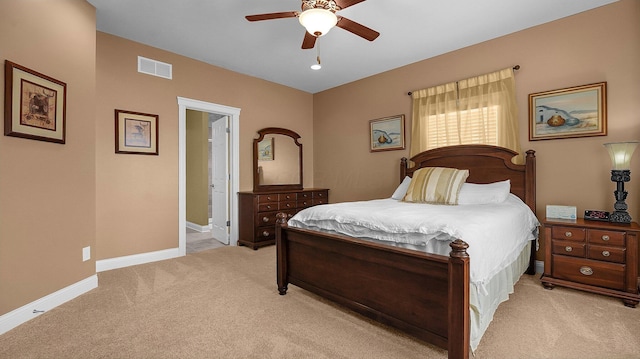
xmin=541 ymin=218 xmax=640 ymax=307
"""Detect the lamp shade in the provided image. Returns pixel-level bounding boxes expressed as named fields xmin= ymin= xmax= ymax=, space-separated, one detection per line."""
xmin=298 ymin=8 xmax=337 ymax=37
xmin=604 ymin=141 xmax=640 ymax=170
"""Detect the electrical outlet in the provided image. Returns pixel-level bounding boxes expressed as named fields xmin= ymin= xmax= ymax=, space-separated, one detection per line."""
xmin=82 ymin=246 xmax=91 ymax=262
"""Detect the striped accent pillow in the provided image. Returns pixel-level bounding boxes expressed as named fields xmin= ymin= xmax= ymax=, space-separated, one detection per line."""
xmin=403 ymin=167 xmax=469 ymax=205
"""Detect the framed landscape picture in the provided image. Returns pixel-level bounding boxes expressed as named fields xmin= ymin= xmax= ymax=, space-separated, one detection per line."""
xmin=370 ymin=114 xmax=405 ymax=152
xmin=529 ymin=82 xmax=607 ymax=141
xmin=115 ymin=109 xmax=159 ymax=155
xmin=4 ymin=60 xmax=66 ymax=144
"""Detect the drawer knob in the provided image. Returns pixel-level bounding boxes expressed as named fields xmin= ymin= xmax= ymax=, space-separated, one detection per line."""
xmin=601 ymin=235 xmax=610 ymax=241
xmin=266 ymin=205 xmax=272 ymax=210
xmin=565 ymin=246 xmax=573 ymax=252
xmin=564 ymin=231 xmax=572 ymax=238
xmin=262 ymin=231 xmax=270 ymax=237
xmin=262 ymin=216 xmax=269 ymax=223
xmin=579 ymin=266 xmax=593 ymax=276
xmin=286 ymin=203 xmax=291 ymax=207
xmin=602 ymin=250 xmax=611 ymax=257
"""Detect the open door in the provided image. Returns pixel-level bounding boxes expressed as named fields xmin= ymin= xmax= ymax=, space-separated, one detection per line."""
xmin=210 ymin=116 xmax=229 ymax=244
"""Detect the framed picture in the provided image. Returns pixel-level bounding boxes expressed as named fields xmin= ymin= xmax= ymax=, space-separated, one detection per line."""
xmin=115 ymin=109 xmax=158 ymax=155
xmin=370 ymin=114 xmax=405 ymax=152
xmin=257 ymin=137 xmax=274 ymax=161
xmin=4 ymin=60 xmax=66 ymax=144
xmin=529 ymin=82 xmax=607 ymax=141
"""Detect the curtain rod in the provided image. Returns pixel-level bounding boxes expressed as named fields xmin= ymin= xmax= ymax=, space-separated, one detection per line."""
xmin=407 ymin=65 xmax=520 ymax=96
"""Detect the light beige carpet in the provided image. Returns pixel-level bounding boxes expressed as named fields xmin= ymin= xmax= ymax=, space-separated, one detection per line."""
xmin=1 ymin=246 xmax=639 ymax=359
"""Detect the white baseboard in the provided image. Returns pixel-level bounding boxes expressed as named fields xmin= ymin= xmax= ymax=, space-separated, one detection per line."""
xmin=96 ymin=247 xmax=181 ymax=272
xmin=186 ymin=221 xmax=211 ymax=233
xmin=535 ymin=260 xmax=544 ymax=274
xmin=0 ymin=275 xmax=98 ymax=336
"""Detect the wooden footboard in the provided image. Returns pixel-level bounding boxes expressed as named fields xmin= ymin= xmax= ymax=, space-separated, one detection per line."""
xmin=276 ymin=213 xmax=470 ymax=359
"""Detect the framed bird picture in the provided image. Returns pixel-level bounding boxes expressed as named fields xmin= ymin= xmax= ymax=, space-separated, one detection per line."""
xmin=369 ymin=114 xmax=405 ymax=152
xmin=115 ymin=109 xmax=159 ymax=155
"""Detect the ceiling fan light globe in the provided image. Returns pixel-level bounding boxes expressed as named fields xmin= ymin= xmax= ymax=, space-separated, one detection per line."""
xmin=299 ymin=8 xmax=337 ymax=37
xmin=310 ymin=63 xmax=322 ymax=70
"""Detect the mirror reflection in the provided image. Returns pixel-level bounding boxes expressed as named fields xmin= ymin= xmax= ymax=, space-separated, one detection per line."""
xmin=253 ymin=127 xmax=303 ymax=192
xmin=257 ymin=134 xmax=300 ymax=186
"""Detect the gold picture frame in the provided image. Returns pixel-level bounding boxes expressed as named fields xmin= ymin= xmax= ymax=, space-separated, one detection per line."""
xmin=4 ymin=60 xmax=67 ymax=144
xmin=115 ymin=109 xmax=159 ymax=155
xmin=529 ymin=82 xmax=607 ymax=141
xmin=370 ymin=115 xmax=405 ymax=152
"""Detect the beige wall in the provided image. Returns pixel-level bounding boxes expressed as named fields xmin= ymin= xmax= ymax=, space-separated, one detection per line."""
xmin=313 ymin=0 xmax=640 ymax=262
xmin=186 ymin=110 xmax=209 ymax=226
xmin=0 ymin=0 xmax=96 ymax=314
xmin=95 ymin=32 xmax=314 ymax=260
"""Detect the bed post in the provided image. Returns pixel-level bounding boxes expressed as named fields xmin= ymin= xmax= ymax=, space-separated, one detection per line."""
xmin=275 ymin=212 xmax=289 ymax=295
xmin=400 ymin=157 xmax=408 ymax=182
xmin=525 ymin=149 xmax=537 ymax=275
xmin=448 ymin=239 xmax=470 ymax=359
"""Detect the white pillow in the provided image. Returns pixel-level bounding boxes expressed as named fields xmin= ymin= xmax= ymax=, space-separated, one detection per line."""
xmin=457 ymin=180 xmax=511 ymax=205
xmin=391 ymin=176 xmax=412 ymax=200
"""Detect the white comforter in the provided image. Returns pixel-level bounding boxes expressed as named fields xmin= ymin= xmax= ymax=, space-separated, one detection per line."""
xmin=288 ymin=194 xmax=539 ymax=292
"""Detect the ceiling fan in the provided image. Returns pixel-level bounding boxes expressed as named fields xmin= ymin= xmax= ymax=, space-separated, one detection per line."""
xmin=246 ymin=0 xmax=380 ymax=49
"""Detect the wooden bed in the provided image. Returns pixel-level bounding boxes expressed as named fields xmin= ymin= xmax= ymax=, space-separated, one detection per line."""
xmin=275 ymin=145 xmax=536 ymax=359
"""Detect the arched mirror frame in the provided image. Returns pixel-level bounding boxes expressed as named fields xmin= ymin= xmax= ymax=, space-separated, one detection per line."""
xmin=253 ymin=127 xmax=303 ymax=192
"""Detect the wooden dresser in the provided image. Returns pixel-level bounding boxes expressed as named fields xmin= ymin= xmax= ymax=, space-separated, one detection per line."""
xmin=541 ymin=218 xmax=640 ymax=307
xmin=238 ymin=188 xmax=329 ymax=249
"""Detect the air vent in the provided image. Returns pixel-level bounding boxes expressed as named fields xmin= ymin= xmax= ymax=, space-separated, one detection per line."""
xmin=137 ymin=56 xmax=172 ymax=79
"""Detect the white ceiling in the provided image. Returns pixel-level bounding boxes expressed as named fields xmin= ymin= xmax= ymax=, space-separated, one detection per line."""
xmin=87 ymin=0 xmax=617 ymax=94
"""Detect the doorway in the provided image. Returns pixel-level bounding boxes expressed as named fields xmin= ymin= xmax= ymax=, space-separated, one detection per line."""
xmin=178 ymin=97 xmax=240 ymax=256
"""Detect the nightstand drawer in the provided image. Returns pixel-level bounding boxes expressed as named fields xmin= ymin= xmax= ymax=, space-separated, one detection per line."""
xmin=588 ymin=229 xmax=625 ymax=246
xmin=551 ymin=226 xmax=586 ymax=242
xmin=588 ymin=244 xmax=626 ymax=264
xmin=552 ymin=240 xmax=585 ymax=258
xmin=552 ymin=255 xmax=625 ymax=291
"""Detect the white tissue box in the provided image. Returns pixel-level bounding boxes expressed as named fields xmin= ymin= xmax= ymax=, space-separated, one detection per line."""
xmin=546 ymin=205 xmax=577 ymax=220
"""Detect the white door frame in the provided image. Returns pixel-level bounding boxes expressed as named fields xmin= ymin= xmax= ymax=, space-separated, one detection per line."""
xmin=178 ymin=97 xmax=240 ymax=255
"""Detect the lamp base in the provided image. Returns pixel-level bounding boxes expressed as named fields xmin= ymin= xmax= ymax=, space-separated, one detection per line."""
xmin=609 ymin=211 xmax=632 ymax=224
xmin=610 ymin=170 xmax=632 ymax=224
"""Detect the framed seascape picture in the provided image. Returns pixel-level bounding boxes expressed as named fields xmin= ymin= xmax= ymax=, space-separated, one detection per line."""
xmin=115 ymin=109 xmax=159 ymax=155
xmin=257 ymin=137 xmax=274 ymax=161
xmin=529 ymin=82 xmax=607 ymax=141
xmin=370 ymin=114 xmax=405 ymax=152
xmin=4 ymin=60 xmax=67 ymax=144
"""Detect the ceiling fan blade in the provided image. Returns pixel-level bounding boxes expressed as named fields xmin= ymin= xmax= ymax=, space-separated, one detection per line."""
xmin=245 ymin=11 xmax=298 ymax=22
xmin=334 ymin=0 xmax=367 ymax=10
xmin=336 ymin=17 xmax=379 ymax=41
xmin=302 ymin=31 xmax=317 ymax=49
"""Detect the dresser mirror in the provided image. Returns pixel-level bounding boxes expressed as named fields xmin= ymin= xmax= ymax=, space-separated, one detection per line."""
xmin=253 ymin=127 xmax=303 ymax=192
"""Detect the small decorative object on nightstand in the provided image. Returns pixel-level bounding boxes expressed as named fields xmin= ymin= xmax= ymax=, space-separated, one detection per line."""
xmin=540 ymin=218 xmax=640 ymax=307
xmin=603 ymin=141 xmax=639 ymax=223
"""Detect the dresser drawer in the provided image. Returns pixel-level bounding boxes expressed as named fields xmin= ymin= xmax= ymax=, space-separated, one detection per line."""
xmin=588 ymin=244 xmax=626 ymax=264
xmin=313 ymin=198 xmax=327 ymax=205
xmin=552 ymin=255 xmax=625 ymax=291
xmin=551 ymin=226 xmax=586 ymax=242
xmin=298 ymin=192 xmax=312 ymax=200
xmin=313 ymin=190 xmax=328 ymax=199
xmin=279 ymin=200 xmax=297 ymax=210
xmin=297 ymin=199 xmax=313 ymax=209
xmin=280 ymin=193 xmax=297 ymax=201
xmin=258 ymin=202 xmax=278 ymax=212
xmin=255 ymin=226 xmax=276 ymax=242
xmin=257 ymin=194 xmax=279 ymax=203
xmin=552 ymin=240 xmax=585 ymax=258
xmin=588 ymin=229 xmax=625 ymax=246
